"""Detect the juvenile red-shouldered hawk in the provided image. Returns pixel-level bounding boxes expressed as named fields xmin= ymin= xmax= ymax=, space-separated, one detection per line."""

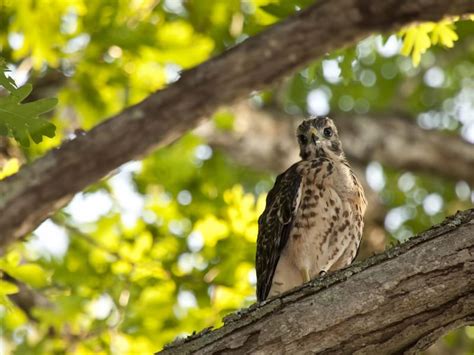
xmin=256 ymin=117 xmax=367 ymax=302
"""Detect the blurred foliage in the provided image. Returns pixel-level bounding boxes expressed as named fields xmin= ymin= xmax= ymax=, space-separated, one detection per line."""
xmin=0 ymin=0 xmax=473 ymax=354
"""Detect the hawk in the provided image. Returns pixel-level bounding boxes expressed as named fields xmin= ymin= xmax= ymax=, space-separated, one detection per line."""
xmin=256 ymin=117 xmax=367 ymax=302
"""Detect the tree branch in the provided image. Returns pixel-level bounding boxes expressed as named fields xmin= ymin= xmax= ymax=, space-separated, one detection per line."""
xmin=338 ymin=113 xmax=474 ymax=186
xmin=3 ymin=273 xmax=52 ymax=322
xmin=158 ymin=208 xmax=474 ymax=354
xmin=198 ymin=102 xmax=474 ymax=185
xmin=1 ymin=0 xmax=474 ymax=250
xmin=197 ymin=101 xmax=474 ymax=228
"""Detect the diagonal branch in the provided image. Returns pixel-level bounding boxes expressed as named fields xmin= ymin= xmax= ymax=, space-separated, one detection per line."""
xmin=158 ymin=208 xmax=474 ymax=354
xmin=1 ymin=0 xmax=474 ymax=250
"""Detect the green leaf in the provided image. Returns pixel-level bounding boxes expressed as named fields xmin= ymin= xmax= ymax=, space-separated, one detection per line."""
xmin=0 ymin=280 xmax=19 ymax=295
xmin=10 ymin=264 xmax=49 ymax=288
xmin=0 ymin=84 xmax=57 ymax=147
xmin=307 ymin=61 xmax=321 ymax=81
xmin=260 ymin=3 xmax=296 ymax=19
xmin=431 ymin=22 xmax=458 ymax=48
xmin=399 ymin=20 xmax=461 ymax=66
xmin=0 ymin=59 xmax=17 ymax=93
xmin=6 ymin=250 xmax=21 ymax=266
xmin=286 ymin=72 xmax=308 ymax=110
xmin=213 ymin=110 xmax=235 ymax=131
xmin=295 ymin=0 xmax=316 ymax=7
xmin=400 ymin=24 xmax=433 ymax=66
xmin=11 ymin=84 xmax=33 ymax=101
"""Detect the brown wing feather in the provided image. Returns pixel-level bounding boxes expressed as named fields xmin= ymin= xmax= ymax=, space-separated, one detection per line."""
xmin=256 ymin=163 xmax=302 ymax=302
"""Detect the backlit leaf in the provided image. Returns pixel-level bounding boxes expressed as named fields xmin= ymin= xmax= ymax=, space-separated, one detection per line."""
xmin=10 ymin=264 xmax=49 ymax=288
xmin=0 ymin=280 xmax=19 ymax=295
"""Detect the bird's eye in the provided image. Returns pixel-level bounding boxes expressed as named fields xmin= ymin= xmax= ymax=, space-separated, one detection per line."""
xmin=323 ymin=127 xmax=333 ymax=138
xmin=298 ymin=134 xmax=308 ymax=144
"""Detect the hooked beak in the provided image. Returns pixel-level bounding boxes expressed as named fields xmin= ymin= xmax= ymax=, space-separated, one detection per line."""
xmin=309 ymin=127 xmax=319 ymax=145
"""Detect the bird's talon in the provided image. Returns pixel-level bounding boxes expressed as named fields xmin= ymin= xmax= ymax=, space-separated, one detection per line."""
xmin=301 ymin=269 xmax=311 ymax=283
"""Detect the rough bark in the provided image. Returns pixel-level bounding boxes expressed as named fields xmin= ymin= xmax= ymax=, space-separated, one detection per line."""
xmin=1 ymin=0 xmax=474 ymax=251
xmin=158 ymin=208 xmax=474 ymax=354
xmin=198 ymin=102 xmax=474 ymax=185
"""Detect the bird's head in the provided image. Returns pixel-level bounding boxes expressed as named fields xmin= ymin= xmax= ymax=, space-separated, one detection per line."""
xmin=297 ymin=116 xmax=343 ymax=160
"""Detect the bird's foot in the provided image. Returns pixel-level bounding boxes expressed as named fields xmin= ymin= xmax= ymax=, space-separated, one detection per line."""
xmin=319 ymin=270 xmax=327 ymax=277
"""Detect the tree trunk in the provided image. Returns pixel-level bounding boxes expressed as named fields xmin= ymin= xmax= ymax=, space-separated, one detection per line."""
xmin=1 ymin=0 xmax=474 ymax=251
xmin=159 ymin=209 xmax=474 ymax=354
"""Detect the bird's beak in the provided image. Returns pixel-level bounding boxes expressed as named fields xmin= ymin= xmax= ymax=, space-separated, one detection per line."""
xmin=309 ymin=127 xmax=319 ymax=145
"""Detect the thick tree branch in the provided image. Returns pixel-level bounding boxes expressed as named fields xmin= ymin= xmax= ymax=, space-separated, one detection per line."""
xmin=1 ymin=0 xmax=474 ymax=250
xmin=158 ymin=209 xmax=474 ymax=354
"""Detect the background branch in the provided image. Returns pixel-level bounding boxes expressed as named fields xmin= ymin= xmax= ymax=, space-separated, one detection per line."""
xmin=197 ymin=100 xmax=473 ymax=243
xmin=198 ymin=102 xmax=474 ymax=185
